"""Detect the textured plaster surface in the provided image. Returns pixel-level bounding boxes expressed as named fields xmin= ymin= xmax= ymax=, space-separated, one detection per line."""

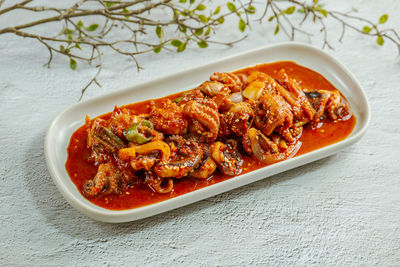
xmin=1 ymin=0 xmax=400 ymax=266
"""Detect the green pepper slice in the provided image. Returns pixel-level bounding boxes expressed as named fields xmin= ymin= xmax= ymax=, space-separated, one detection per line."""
xmin=123 ymin=120 xmax=154 ymax=144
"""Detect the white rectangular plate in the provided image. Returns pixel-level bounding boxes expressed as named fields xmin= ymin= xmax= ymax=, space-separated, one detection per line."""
xmin=45 ymin=42 xmax=370 ymax=223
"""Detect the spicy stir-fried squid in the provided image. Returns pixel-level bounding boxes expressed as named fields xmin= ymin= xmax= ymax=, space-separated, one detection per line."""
xmin=83 ymin=69 xmax=352 ymax=197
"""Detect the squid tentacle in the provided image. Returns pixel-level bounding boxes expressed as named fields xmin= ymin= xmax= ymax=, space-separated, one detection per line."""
xmin=183 ymin=100 xmax=220 ymax=143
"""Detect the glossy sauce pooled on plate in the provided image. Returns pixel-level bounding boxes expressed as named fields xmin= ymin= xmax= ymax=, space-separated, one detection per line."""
xmin=66 ymin=61 xmax=356 ymax=210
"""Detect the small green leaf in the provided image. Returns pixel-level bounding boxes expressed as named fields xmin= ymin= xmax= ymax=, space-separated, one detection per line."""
xmin=65 ymin=48 xmax=70 ymax=54
xmin=155 ymin=26 xmax=164 ymax=39
xmin=227 ymin=2 xmax=236 ymax=12
xmin=171 ymin=40 xmax=183 ymax=47
xmin=70 ymin=58 xmax=77 ymax=70
xmin=105 ymin=2 xmax=114 ymax=7
xmin=217 ymin=17 xmax=225 ymax=24
xmin=196 ymin=4 xmax=206 ymax=11
xmin=268 ymin=16 xmax=275 ymax=22
xmin=190 ymin=0 xmax=195 ymax=4
xmin=377 ymin=35 xmax=384 ymax=45
xmin=379 ymin=14 xmax=388 ymax=24
xmin=177 ymin=42 xmax=186 ymax=52
xmin=195 ymin=28 xmax=203 ymax=36
xmin=286 ymin=6 xmax=296 ymax=14
xmin=319 ymin=9 xmax=328 ymax=17
xmin=297 ymin=8 xmax=305 ymax=13
xmin=238 ymin=19 xmax=246 ymax=32
xmin=362 ymin=26 xmax=372 ymax=34
xmin=214 ymin=6 xmax=221 ymax=15
xmin=179 ymin=25 xmax=187 ymax=33
xmin=153 ymin=46 xmax=162 ymax=53
xmin=75 ymin=43 xmax=82 ymax=50
xmin=274 ymin=24 xmax=280 ymax=35
xmin=86 ymin=24 xmax=99 ymax=31
xmin=197 ymin=40 xmax=208 ymax=48
xmin=247 ymin=6 xmax=256 ymax=14
xmin=313 ymin=0 xmax=318 ymax=3
xmin=205 ymin=27 xmax=211 ymax=36
xmin=67 ymin=33 xmax=73 ymax=41
xmin=122 ymin=7 xmax=129 ymax=18
xmin=123 ymin=7 xmax=129 ymax=13
xmin=64 ymin=28 xmax=74 ymax=34
xmin=77 ymin=20 xmax=84 ymax=28
xmin=179 ymin=0 xmax=187 ymax=3
xmin=173 ymin=10 xmax=180 ymax=19
xmin=198 ymin=15 xmax=208 ymax=23
xmin=59 ymin=45 xmax=65 ymax=52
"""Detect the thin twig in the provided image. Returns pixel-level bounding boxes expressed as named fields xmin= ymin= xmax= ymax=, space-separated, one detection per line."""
xmin=0 ymin=0 xmax=398 ymax=100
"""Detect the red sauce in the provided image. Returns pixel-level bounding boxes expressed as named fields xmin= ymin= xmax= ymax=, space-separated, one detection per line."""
xmin=66 ymin=61 xmax=356 ymax=210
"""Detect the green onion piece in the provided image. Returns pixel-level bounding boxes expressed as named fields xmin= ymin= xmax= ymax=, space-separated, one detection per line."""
xmin=174 ymin=93 xmax=186 ymax=103
xmin=95 ymin=126 xmax=125 ymax=152
xmin=123 ymin=120 xmax=153 ymax=144
xmin=140 ymin=120 xmax=153 ymax=129
xmin=135 ymin=133 xmax=152 ymax=144
xmin=123 ymin=126 xmax=138 ymax=141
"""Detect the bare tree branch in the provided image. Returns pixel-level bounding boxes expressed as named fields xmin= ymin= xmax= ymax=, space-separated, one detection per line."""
xmin=0 ymin=0 xmax=398 ymax=99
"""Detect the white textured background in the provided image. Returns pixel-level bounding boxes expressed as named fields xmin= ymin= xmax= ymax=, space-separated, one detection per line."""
xmin=1 ymin=0 xmax=400 ymax=266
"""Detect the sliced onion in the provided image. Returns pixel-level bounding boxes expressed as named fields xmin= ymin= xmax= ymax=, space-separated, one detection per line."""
xmin=286 ymin=141 xmax=302 ymax=159
xmin=248 ymin=128 xmax=268 ymax=163
xmin=199 ymin=81 xmax=224 ymax=97
xmin=228 ymin=92 xmax=243 ymax=103
xmin=242 ymin=81 xmax=265 ymax=100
